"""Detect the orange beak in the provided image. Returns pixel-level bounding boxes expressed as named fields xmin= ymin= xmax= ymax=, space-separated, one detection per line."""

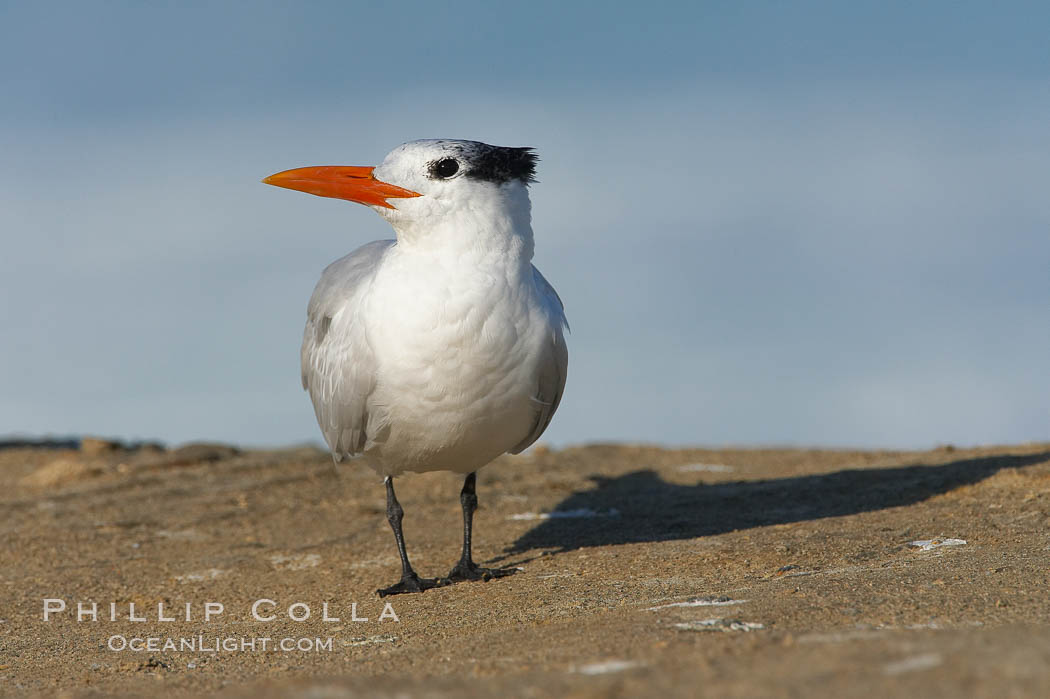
xmin=262 ymin=166 xmax=421 ymax=209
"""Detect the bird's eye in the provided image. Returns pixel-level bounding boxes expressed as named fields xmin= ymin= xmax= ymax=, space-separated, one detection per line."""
xmin=430 ymin=158 xmax=460 ymax=179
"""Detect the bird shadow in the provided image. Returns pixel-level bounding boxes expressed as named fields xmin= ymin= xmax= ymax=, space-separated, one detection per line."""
xmin=501 ymin=451 xmax=1050 ymax=556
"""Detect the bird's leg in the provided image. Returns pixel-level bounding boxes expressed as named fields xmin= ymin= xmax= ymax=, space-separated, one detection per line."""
xmin=377 ymin=476 xmax=440 ymax=597
xmin=445 ymin=472 xmax=519 ymax=583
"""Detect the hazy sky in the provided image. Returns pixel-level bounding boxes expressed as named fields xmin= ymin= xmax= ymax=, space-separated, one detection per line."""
xmin=1 ymin=1 xmax=1047 ymax=449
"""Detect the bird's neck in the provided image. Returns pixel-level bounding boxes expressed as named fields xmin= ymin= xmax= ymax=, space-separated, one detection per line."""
xmin=389 ymin=189 xmax=535 ymax=266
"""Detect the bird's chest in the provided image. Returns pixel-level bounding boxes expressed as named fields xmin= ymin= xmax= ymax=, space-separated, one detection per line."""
xmin=366 ymin=257 xmax=537 ymax=413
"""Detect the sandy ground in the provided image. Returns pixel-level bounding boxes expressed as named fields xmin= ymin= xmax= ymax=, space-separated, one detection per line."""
xmin=2 ymin=439 xmax=1050 ymax=697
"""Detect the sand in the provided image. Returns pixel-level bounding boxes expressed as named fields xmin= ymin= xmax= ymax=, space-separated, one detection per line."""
xmin=2 ymin=440 xmax=1049 ymax=697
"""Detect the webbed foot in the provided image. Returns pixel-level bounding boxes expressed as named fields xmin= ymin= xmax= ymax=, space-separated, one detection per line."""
xmin=377 ymin=572 xmax=443 ymax=597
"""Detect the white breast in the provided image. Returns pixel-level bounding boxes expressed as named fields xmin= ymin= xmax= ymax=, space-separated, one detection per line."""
xmin=360 ymin=245 xmax=550 ymax=475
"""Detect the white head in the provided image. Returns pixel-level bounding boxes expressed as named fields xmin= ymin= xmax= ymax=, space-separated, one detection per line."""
xmin=264 ymin=139 xmax=538 ymax=255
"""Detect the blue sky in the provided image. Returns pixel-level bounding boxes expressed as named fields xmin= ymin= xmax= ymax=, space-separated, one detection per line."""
xmin=1 ymin=1 xmax=1047 ymax=449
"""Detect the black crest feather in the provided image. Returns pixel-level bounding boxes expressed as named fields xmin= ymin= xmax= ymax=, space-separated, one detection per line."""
xmin=433 ymin=140 xmax=538 ymax=185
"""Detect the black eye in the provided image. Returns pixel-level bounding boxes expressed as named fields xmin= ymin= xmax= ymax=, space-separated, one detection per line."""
xmin=431 ymin=158 xmax=460 ymax=179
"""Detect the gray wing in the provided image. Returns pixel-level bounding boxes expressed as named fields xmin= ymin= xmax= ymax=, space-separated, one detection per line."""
xmin=301 ymin=239 xmax=394 ymax=459
xmin=510 ymin=265 xmax=569 ymax=454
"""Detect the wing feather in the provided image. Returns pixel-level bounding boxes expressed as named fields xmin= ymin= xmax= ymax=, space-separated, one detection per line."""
xmin=510 ymin=266 xmax=569 ymax=454
xmin=300 ymin=239 xmax=393 ymax=459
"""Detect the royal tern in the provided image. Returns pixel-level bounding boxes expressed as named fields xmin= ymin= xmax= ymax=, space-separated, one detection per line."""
xmin=264 ymin=140 xmax=568 ymax=596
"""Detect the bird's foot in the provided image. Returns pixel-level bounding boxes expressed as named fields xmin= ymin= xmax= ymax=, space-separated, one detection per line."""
xmin=443 ymin=560 xmax=519 ymax=584
xmin=377 ymin=571 xmax=442 ymax=597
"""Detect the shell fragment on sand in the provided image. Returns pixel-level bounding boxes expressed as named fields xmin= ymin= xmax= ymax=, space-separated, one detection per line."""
xmin=674 ymin=618 xmax=765 ymax=632
xmin=909 ymin=538 xmax=967 ymax=551
xmin=883 ymin=653 xmax=943 ymax=675
xmin=344 ymin=635 xmax=398 ymax=647
xmin=648 ymin=596 xmax=747 ymax=611
xmin=573 ymin=660 xmax=642 ymax=675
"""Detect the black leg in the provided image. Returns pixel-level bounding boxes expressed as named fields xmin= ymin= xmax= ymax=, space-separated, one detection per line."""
xmin=445 ymin=472 xmax=519 ymax=583
xmin=377 ymin=476 xmax=440 ymax=597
